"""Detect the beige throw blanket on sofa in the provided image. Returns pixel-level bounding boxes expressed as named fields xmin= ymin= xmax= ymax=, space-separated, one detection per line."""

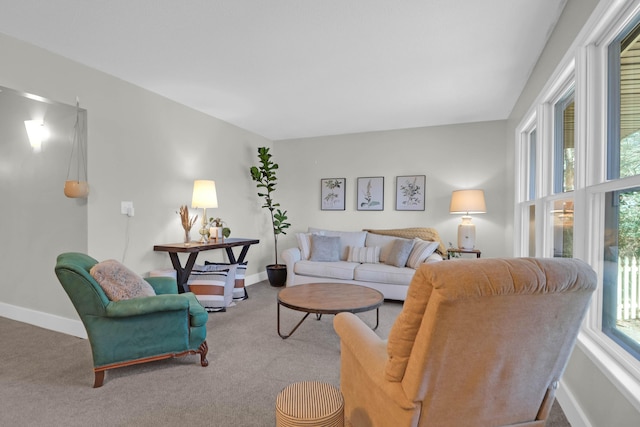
xmin=363 ymin=227 xmax=448 ymax=257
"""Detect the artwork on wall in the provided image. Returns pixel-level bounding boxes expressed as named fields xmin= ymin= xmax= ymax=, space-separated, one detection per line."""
xmin=321 ymin=178 xmax=346 ymax=210
xmin=357 ymin=177 xmax=384 ymax=211
xmin=396 ymin=175 xmax=426 ymax=211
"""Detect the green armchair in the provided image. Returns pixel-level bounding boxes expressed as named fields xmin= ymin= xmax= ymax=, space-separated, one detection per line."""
xmin=54 ymin=252 xmax=209 ymax=387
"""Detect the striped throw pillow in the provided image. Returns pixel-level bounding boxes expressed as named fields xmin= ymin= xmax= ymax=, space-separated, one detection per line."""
xmin=187 ymin=264 xmax=236 ymax=311
xmin=406 ymin=239 xmax=440 ymax=269
xmin=204 ymin=261 xmax=248 ymax=301
xmin=348 ymin=246 xmax=380 ymax=263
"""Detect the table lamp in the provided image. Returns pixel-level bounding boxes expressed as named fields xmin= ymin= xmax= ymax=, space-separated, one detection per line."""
xmin=191 ymin=180 xmax=218 ymax=243
xmin=449 ymin=189 xmax=486 ymax=250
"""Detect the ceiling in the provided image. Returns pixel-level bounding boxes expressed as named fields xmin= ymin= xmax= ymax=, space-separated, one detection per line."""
xmin=0 ymin=0 xmax=567 ymax=140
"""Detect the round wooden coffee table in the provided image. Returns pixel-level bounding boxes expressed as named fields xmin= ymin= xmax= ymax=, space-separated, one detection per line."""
xmin=277 ymin=283 xmax=384 ymax=339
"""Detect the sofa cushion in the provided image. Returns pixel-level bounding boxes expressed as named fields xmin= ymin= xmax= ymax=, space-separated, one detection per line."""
xmin=406 ymin=239 xmax=440 ymax=269
xmin=310 ymin=235 xmax=341 ymax=261
xmin=354 ymin=263 xmax=415 ymax=286
xmin=309 ymin=227 xmax=367 ymax=260
xmin=386 ymin=239 xmax=415 ymax=267
xmin=90 ymin=259 xmax=156 ymax=301
xmin=348 ymin=246 xmax=380 ymax=264
xmin=294 ymin=260 xmax=358 ymax=280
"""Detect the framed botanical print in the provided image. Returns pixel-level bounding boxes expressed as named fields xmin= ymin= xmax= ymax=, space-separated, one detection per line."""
xmin=396 ymin=175 xmax=426 ymax=211
xmin=357 ymin=177 xmax=384 ymax=211
xmin=321 ymin=178 xmax=346 ymax=210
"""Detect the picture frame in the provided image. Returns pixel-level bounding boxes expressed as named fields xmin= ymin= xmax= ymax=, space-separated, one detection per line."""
xmin=357 ymin=177 xmax=384 ymax=211
xmin=321 ymin=178 xmax=346 ymax=210
xmin=396 ymin=175 xmax=426 ymax=211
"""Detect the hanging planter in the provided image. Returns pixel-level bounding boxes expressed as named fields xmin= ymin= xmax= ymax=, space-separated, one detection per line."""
xmin=64 ymin=98 xmax=89 ymax=198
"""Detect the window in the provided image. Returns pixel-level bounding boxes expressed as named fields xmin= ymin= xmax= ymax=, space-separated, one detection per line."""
xmin=552 ymin=198 xmax=573 ymax=258
xmin=528 ymin=129 xmax=537 ymax=201
xmin=603 ymin=189 xmax=640 ymax=360
xmin=601 ymin=20 xmax=640 ymax=361
xmin=514 ymin=0 xmax=640 ymax=406
xmin=609 ymin=21 xmax=640 ymax=180
xmin=554 ymin=91 xmax=575 ymax=193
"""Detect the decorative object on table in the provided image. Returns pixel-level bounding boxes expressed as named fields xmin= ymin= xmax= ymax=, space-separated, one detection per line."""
xmin=191 ymin=180 xmax=218 ymax=243
xmin=178 ymin=205 xmax=198 ymax=245
xmin=320 ymin=178 xmax=346 ymax=210
xmin=357 ymin=177 xmax=384 ymax=211
xmin=208 ymin=217 xmax=230 ymax=242
xmin=449 ymin=189 xmax=486 ymax=250
xmin=447 ymin=242 xmax=461 ymax=258
xmin=396 ymin=175 xmax=425 ymax=211
xmin=64 ymin=98 xmax=89 ymax=198
xmin=250 ymin=146 xmax=291 ymax=287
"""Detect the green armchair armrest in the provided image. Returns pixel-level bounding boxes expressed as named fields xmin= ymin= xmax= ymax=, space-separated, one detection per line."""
xmin=105 ymin=294 xmax=189 ymax=317
xmin=145 ymin=276 xmax=178 ymax=295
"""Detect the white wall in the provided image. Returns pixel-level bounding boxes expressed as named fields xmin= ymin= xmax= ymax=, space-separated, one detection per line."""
xmin=0 ymin=87 xmax=87 ymax=321
xmin=0 ymin=33 xmax=275 ymax=330
xmin=274 ymin=121 xmax=510 ymax=258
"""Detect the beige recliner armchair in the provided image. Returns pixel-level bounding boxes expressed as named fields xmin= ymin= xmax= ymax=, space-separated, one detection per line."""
xmin=334 ymin=258 xmax=596 ymax=427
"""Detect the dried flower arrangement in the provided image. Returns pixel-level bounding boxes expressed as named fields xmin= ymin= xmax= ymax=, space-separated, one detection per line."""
xmin=178 ymin=205 xmax=198 ymax=244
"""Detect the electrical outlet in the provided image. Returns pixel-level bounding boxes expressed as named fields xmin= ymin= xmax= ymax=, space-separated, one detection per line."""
xmin=121 ymin=201 xmax=133 ymax=215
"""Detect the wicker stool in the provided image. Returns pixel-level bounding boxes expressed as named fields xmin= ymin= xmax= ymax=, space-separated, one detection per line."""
xmin=276 ymin=381 xmax=344 ymax=427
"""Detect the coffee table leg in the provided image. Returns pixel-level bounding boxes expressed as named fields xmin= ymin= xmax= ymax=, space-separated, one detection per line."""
xmin=373 ymin=307 xmax=379 ymax=330
xmin=278 ymin=303 xmax=311 ymax=339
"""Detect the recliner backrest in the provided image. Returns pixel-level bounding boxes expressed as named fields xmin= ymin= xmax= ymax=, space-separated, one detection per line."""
xmin=386 ymin=258 xmax=596 ymax=426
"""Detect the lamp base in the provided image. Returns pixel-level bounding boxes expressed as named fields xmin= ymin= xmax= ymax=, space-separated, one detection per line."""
xmin=458 ymin=216 xmax=476 ymax=250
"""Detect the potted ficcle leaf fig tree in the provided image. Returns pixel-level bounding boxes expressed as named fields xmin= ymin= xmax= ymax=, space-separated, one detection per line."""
xmin=250 ymin=146 xmax=291 ymax=287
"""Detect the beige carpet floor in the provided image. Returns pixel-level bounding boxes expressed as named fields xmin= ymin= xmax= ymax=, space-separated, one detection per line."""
xmin=0 ymin=281 xmax=571 ymax=426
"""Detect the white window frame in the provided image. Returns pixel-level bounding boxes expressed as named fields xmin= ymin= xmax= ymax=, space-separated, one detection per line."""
xmin=514 ymin=0 xmax=640 ymax=412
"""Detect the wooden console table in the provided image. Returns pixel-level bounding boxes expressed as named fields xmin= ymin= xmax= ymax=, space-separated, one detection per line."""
xmin=153 ymin=237 xmax=259 ymax=293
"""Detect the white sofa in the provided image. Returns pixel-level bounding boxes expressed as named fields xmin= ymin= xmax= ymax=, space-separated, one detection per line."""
xmin=282 ymin=227 xmax=446 ymax=301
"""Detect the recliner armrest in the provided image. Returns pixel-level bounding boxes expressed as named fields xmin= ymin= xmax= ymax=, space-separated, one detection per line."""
xmin=334 ymin=312 xmax=387 ymax=373
xmin=105 ymin=294 xmax=189 ymax=318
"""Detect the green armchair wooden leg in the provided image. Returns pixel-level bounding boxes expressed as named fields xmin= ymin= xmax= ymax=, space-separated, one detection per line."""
xmin=199 ymin=341 xmax=209 ymax=367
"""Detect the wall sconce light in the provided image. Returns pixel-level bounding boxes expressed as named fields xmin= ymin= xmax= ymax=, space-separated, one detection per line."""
xmin=191 ymin=180 xmax=218 ymax=243
xmin=24 ymin=119 xmax=48 ymax=152
xmin=449 ymin=189 xmax=486 ymax=250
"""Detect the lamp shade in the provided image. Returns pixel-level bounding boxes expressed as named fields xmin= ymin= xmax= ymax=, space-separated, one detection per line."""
xmin=191 ymin=180 xmax=218 ymax=209
xmin=449 ymin=189 xmax=486 ymax=214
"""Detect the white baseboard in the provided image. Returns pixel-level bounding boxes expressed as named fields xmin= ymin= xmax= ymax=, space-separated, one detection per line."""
xmin=1 ymin=273 xmax=267 ymax=339
xmin=0 ymin=301 xmax=87 ymax=339
xmin=246 ymin=271 xmax=267 ymax=285
xmin=556 ymin=379 xmax=592 ymax=427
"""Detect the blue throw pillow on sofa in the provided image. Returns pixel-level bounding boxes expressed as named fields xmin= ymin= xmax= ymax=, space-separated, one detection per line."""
xmin=309 ymin=235 xmax=341 ymax=262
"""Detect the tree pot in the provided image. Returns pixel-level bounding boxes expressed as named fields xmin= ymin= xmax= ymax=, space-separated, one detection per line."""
xmin=266 ymin=264 xmax=287 ymax=287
